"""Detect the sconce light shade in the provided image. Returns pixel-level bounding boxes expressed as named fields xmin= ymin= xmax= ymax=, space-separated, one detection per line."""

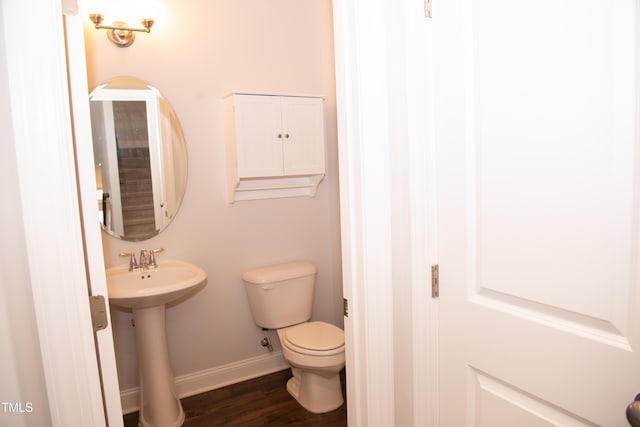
xmin=89 ymin=13 xmax=154 ymax=48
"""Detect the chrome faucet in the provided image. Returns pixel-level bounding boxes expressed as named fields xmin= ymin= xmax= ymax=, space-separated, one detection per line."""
xmin=139 ymin=249 xmax=150 ymax=269
xmin=147 ymin=248 xmax=163 ymax=268
xmin=119 ymin=251 xmax=139 ymax=271
xmin=119 ymin=248 xmax=164 ymax=271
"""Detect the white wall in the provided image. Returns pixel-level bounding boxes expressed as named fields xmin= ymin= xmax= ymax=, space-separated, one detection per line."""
xmin=82 ymin=0 xmax=342 ymax=394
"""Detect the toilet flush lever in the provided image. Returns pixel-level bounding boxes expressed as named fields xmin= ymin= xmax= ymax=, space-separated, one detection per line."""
xmin=261 ymin=285 xmax=274 ymax=291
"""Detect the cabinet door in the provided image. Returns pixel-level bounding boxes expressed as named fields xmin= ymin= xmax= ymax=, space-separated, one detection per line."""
xmin=280 ymin=96 xmax=325 ymax=176
xmin=234 ymin=95 xmax=284 ymax=178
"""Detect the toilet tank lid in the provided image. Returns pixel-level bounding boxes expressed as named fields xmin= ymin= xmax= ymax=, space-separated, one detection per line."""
xmin=243 ymin=261 xmax=317 ymax=284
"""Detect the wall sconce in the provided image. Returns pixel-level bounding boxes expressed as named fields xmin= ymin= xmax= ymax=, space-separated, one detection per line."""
xmin=89 ymin=13 xmax=154 ymax=48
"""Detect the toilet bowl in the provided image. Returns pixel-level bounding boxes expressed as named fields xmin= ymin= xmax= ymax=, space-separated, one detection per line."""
xmin=242 ymin=261 xmax=345 ymax=413
xmin=277 ymin=322 xmax=345 ymax=413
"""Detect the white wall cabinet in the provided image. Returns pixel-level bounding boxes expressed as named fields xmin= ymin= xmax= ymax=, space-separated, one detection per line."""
xmin=224 ymin=93 xmax=325 ymax=202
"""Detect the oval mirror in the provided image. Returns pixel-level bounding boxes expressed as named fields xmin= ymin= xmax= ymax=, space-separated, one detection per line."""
xmin=89 ymin=77 xmax=187 ymax=241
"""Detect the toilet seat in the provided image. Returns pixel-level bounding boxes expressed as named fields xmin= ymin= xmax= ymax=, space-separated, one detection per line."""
xmin=280 ymin=322 xmax=344 ymax=357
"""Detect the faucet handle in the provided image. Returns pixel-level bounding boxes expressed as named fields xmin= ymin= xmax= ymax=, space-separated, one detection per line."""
xmin=147 ymin=248 xmax=164 ymax=268
xmin=118 ymin=252 xmax=138 ymax=271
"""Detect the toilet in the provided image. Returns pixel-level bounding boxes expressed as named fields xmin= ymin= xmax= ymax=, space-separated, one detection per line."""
xmin=242 ymin=261 xmax=345 ymax=414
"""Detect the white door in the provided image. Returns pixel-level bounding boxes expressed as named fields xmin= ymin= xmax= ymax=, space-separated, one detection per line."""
xmin=433 ymin=0 xmax=640 ymax=425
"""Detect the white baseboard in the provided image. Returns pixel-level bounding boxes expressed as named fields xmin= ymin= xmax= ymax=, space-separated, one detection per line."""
xmin=120 ymin=351 xmax=289 ymax=414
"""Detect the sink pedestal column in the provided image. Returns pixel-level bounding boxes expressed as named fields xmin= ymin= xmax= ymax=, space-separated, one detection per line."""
xmin=133 ymin=305 xmax=184 ymax=427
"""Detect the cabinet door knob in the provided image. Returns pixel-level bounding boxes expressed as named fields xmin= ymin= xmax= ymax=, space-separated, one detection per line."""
xmin=285 ymin=133 xmax=290 ymax=138
xmin=277 ymin=133 xmax=282 ymax=138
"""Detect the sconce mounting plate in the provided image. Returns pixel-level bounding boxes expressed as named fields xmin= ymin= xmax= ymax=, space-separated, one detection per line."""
xmin=107 ymin=22 xmax=135 ymax=48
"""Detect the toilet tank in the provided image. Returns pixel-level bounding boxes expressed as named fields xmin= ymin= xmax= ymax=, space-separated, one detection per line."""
xmin=243 ymin=261 xmax=317 ymax=329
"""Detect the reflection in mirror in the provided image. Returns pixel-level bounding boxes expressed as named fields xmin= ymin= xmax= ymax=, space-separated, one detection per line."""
xmin=89 ymin=77 xmax=187 ymax=241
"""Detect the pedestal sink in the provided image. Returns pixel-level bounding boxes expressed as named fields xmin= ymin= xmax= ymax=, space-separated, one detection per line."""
xmin=107 ymin=259 xmax=207 ymax=427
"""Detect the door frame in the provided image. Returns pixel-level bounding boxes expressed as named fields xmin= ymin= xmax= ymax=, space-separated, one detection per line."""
xmin=332 ymin=0 xmax=436 ymax=425
xmin=5 ymin=0 xmax=437 ymax=425
xmin=65 ymin=7 xmax=124 ymax=426
xmin=332 ymin=0 xmax=394 ymax=424
xmin=2 ymin=0 xmax=114 ymax=425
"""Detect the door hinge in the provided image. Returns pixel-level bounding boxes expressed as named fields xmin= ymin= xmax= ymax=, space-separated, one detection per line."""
xmin=343 ymin=298 xmax=349 ymax=318
xmin=90 ymin=295 xmax=108 ymax=332
xmin=425 ymin=0 xmax=432 ymax=18
xmin=431 ymin=264 xmax=439 ymax=298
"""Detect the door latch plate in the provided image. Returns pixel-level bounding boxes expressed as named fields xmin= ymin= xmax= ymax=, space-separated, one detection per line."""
xmin=90 ymin=295 xmax=108 ymax=332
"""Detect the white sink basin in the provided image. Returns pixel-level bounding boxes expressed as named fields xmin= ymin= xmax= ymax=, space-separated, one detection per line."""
xmin=106 ymin=259 xmax=207 ymax=309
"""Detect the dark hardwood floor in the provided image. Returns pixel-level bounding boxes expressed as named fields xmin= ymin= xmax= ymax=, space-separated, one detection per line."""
xmin=123 ymin=369 xmax=347 ymax=426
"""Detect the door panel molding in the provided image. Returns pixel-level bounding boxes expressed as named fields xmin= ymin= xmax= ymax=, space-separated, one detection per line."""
xmin=470 ymin=291 xmax=632 ymax=351
xmin=469 ymin=368 xmax=598 ymax=427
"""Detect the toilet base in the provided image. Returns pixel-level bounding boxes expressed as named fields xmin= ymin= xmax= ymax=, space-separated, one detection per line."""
xmin=286 ymin=367 xmax=344 ymax=414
